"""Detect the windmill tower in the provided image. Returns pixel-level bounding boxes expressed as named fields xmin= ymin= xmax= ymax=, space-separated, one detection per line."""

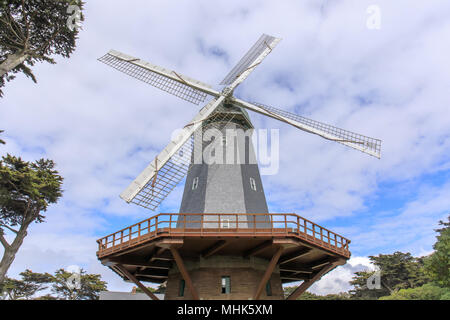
xmin=96 ymin=34 xmax=381 ymax=300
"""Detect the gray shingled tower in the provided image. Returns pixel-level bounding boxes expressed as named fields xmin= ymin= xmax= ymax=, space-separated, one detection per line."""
xmin=179 ymin=103 xmax=270 ymax=228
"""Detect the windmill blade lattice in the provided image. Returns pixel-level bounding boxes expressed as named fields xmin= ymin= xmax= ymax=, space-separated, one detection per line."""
xmin=252 ymin=102 xmax=382 ymax=158
xmin=130 ymin=107 xmax=239 ymax=211
xmin=98 ymin=50 xmax=211 ymax=105
xmin=220 ymin=34 xmax=279 ymax=86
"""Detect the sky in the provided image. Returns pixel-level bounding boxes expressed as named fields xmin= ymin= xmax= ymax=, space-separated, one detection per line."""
xmin=1 ymin=0 xmax=450 ymax=295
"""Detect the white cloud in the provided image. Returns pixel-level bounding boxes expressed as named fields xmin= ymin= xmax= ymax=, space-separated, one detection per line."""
xmin=283 ymin=256 xmax=375 ymax=295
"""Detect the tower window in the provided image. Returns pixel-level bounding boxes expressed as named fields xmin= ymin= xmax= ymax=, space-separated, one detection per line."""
xmin=222 ymin=136 xmax=227 ymax=146
xmin=192 ymin=177 xmax=199 ymax=190
xmin=179 ymin=279 xmax=185 ymax=297
xmin=250 ymin=177 xmax=257 ymax=191
xmin=221 ymin=276 xmax=231 ymax=294
xmin=221 ymin=219 xmax=230 ymax=229
xmin=266 ymin=281 xmax=272 ymax=296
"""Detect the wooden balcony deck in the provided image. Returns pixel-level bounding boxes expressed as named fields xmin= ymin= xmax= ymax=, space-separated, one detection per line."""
xmin=96 ymin=213 xmax=351 ymax=259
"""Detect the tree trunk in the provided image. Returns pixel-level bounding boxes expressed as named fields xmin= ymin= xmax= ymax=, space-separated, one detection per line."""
xmin=0 ymin=225 xmax=29 ymax=284
xmin=0 ymin=51 xmax=29 ymax=77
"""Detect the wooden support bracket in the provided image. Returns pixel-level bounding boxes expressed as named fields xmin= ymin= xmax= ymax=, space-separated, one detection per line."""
xmin=170 ymin=246 xmax=199 ymax=300
xmin=115 ymin=264 xmax=160 ymax=301
xmin=253 ymin=246 xmax=284 ymax=300
xmin=286 ymin=261 xmax=339 ymax=300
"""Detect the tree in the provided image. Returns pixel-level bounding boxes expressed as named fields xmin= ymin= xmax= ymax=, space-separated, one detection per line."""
xmin=135 ymin=283 xmax=166 ymax=295
xmin=0 ymin=0 xmax=85 ymax=97
xmin=50 ymin=268 xmax=107 ymax=300
xmin=0 ymin=277 xmax=25 ymax=300
xmin=349 ymin=270 xmax=387 ymax=299
xmin=282 ymin=287 xmax=351 ymax=300
xmin=19 ymin=269 xmax=53 ymax=298
xmin=379 ymin=283 xmax=450 ymax=300
xmin=349 ymin=252 xmax=430 ymax=299
xmin=0 ymin=269 xmax=52 ymax=299
xmin=0 ymin=130 xmax=4 ymax=145
xmin=0 ymin=154 xmax=63 ymax=284
xmin=1 ymin=268 xmax=108 ymax=300
xmin=424 ymin=216 xmax=450 ymax=287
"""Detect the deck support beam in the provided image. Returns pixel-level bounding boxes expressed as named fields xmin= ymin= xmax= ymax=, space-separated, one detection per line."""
xmin=286 ymin=261 xmax=338 ymax=300
xmin=244 ymin=240 xmax=273 ymax=257
xmin=253 ymin=246 xmax=284 ymax=300
xmin=150 ymin=247 xmax=167 ymax=262
xmin=202 ymin=240 xmax=228 ymax=258
xmin=170 ymin=246 xmax=199 ymax=300
xmin=279 ymin=247 xmax=312 ymax=265
xmin=115 ymin=264 xmax=160 ymax=301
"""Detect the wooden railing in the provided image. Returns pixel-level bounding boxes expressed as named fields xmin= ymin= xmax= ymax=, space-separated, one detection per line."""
xmin=96 ymin=213 xmax=351 ymax=257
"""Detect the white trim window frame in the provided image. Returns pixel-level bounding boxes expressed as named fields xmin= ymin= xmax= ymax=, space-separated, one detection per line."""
xmin=192 ymin=177 xmax=199 ymax=190
xmin=250 ymin=177 xmax=257 ymax=191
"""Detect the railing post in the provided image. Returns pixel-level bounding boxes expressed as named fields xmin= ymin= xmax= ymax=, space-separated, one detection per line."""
xmin=113 ymin=233 xmax=115 ymax=247
xmin=297 ymin=216 xmax=300 ymax=234
xmin=284 ymin=215 xmax=287 ymax=234
xmin=121 ymin=231 xmax=123 ymax=244
xmin=155 ymin=216 xmax=158 ymax=234
xmin=271 ymin=215 xmax=274 ymax=236
xmin=201 ymin=214 xmax=204 ymax=235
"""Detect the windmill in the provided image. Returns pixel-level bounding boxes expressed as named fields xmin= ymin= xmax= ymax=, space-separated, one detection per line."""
xmin=96 ymin=34 xmax=381 ymax=300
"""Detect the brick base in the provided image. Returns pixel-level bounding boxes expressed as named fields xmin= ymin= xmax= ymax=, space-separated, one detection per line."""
xmin=164 ymin=255 xmax=284 ymax=300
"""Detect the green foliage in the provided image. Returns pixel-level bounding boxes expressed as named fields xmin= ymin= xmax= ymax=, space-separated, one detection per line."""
xmin=0 ymin=269 xmax=52 ymax=300
xmin=1 ymin=268 xmax=108 ymax=300
xmin=424 ymin=216 xmax=450 ymax=287
xmin=0 ymin=130 xmax=4 ymax=144
xmin=51 ymin=268 xmax=107 ymax=300
xmin=299 ymin=291 xmax=351 ymax=300
xmin=0 ymin=154 xmax=63 ymax=227
xmin=135 ymin=283 xmax=166 ymax=294
xmin=371 ymin=252 xmax=430 ymax=290
xmin=440 ymin=291 xmax=450 ymax=300
xmin=349 ymin=270 xmax=386 ymax=299
xmin=0 ymin=154 xmax=63 ymax=283
xmin=282 ymin=287 xmax=351 ymax=300
xmin=0 ymin=277 xmax=25 ymax=300
xmin=379 ymin=283 xmax=450 ymax=300
xmin=349 ymin=252 xmax=431 ymax=299
xmin=0 ymin=0 xmax=85 ymax=96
